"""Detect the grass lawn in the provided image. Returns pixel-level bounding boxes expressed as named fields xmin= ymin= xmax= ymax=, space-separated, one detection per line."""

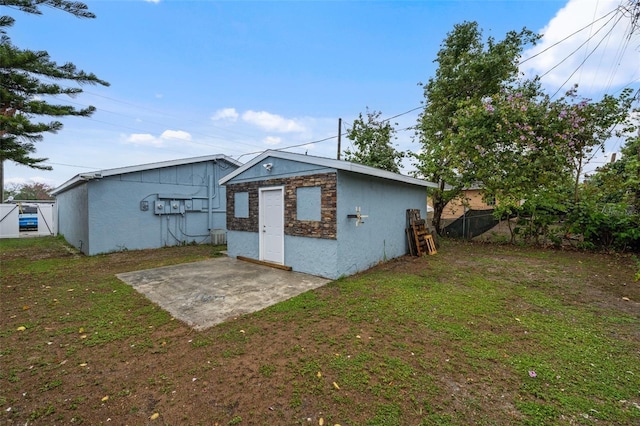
xmin=1 ymin=236 xmax=638 ymax=425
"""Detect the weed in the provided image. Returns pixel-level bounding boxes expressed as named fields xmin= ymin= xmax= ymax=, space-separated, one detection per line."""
xmin=228 ymin=415 xmax=242 ymax=425
xmin=258 ymin=364 xmax=276 ymax=378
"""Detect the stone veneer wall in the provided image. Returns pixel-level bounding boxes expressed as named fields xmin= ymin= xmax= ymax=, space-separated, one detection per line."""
xmin=226 ymin=172 xmax=337 ymax=240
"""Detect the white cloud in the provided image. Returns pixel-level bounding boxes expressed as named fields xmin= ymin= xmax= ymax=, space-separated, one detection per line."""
xmin=242 ymin=110 xmax=306 ymax=133
xmin=125 ymin=133 xmax=162 ymax=147
xmin=144 ymin=0 xmax=161 ymax=4
xmin=160 ymin=130 xmax=192 ymax=141
xmin=521 ymin=0 xmax=640 ymax=95
xmin=123 ymin=130 xmax=191 ymax=147
xmin=211 ymin=108 xmax=239 ymax=122
xmin=263 ymin=136 xmax=282 ymax=145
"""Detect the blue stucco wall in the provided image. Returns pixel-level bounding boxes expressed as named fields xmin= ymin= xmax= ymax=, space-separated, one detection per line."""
xmin=56 ymin=183 xmax=89 ymax=254
xmin=57 ymin=160 xmax=236 ymax=255
xmin=226 ymin=230 xmax=259 ymax=260
xmin=335 ymin=171 xmax=426 ymax=278
xmin=284 ymin=235 xmax=338 ymax=278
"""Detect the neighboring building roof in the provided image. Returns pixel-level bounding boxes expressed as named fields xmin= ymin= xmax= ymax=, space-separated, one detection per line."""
xmin=51 ymin=154 xmax=242 ymax=195
xmin=219 ymin=150 xmax=440 ymax=188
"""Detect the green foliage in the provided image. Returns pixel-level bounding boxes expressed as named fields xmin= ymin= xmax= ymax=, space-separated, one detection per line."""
xmin=4 ymin=181 xmax=54 ymax=200
xmin=567 ymin=201 xmax=640 ymax=251
xmin=414 ymin=21 xmax=539 ymax=234
xmin=583 ymin=133 xmax=640 ymax=209
xmin=0 ymin=0 xmax=108 ymax=194
xmin=414 ymin=21 xmax=637 ymax=240
xmin=344 ymin=108 xmax=404 ymax=173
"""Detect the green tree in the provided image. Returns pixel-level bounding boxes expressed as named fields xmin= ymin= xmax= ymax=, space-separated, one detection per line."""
xmin=4 ymin=181 xmax=54 ymax=200
xmin=0 ymin=0 xmax=109 ymax=201
xmin=583 ymin=129 xmax=640 ymax=209
xmin=451 ymin=82 xmax=636 ymax=243
xmin=344 ymin=108 xmax=404 ymax=173
xmin=414 ymin=21 xmax=539 ymax=235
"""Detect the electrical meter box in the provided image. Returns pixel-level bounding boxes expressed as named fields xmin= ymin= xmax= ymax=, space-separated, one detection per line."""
xmin=154 ymin=200 xmax=166 ymax=215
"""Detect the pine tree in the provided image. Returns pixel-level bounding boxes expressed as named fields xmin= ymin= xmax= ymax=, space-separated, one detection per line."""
xmin=0 ymin=0 xmax=109 ymax=200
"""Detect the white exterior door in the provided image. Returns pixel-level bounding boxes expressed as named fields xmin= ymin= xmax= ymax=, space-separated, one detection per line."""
xmin=259 ymin=187 xmax=284 ymax=264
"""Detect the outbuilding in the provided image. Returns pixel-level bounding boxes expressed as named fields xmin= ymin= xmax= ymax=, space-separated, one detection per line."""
xmin=52 ymin=154 xmax=241 ymax=255
xmin=219 ymin=150 xmax=438 ymax=279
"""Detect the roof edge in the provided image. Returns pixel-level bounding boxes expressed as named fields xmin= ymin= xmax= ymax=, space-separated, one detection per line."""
xmin=219 ymin=150 xmax=440 ymax=188
xmin=52 ymin=154 xmax=241 ymax=195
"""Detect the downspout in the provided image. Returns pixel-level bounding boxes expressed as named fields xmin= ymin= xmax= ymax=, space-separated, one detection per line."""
xmin=208 ymin=174 xmax=213 ymax=231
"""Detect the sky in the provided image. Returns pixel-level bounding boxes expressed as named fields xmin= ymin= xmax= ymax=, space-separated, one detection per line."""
xmin=4 ymin=0 xmax=640 ymax=189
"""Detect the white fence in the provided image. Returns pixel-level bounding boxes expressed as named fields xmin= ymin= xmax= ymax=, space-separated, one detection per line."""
xmin=0 ymin=203 xmax=57 ymax=238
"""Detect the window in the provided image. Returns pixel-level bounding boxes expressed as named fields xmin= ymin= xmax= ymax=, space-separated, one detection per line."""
xmin=296 ymin=186 xmax=321 ymax=221
xmin=234 ymin=192 xmax=249 ymax=218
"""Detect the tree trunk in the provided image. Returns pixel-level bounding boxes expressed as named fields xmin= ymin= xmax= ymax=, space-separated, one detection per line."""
xmin=0 ymin=159 xmax=4 ymax=203
xmin=574 ymin=155 xmax=583 ymax=203
xmin=431 ymin=180 xmax=447 ymax=236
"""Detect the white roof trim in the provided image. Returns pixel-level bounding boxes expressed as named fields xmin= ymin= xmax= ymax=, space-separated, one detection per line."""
xmin=219 ymin=150 xmax=440 ymax=188
xmin=51 ymin=154 xmax=241 ymax=195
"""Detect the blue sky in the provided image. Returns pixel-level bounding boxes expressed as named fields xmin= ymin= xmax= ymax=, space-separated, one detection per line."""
xmin=4 ymin=0 xmax=639 ymax=188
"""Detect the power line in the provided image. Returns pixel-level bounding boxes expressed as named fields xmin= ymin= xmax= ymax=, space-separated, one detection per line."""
xmin=539 ymin=9 xmax=620 ymax=80
xmin=551 ymin=12 xmax=626 ymax=98
xmin=519 ymin=6 xmax=618 ymax=66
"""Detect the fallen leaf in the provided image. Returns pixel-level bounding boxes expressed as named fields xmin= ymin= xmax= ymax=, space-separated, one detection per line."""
xmin=79 ymin=363 xmax=87 ymax=367
xmin=22 ymin=305 xmax=29 ymax=310
xmin=16 ymin=326 xmax=26 ymax=331
xmin=316 ymin=371 xmax=322 ymax=378
xmin=355 ymin=335 xmax=361 ymax=339
xmin=319 ymin=418 xmax=324 ymax=425
xmin=515 ymin=318 xmax=521 ymax=322
xmin=101 ymin=396 xmax=109 ymax=402
xmin=333 ymin=382 xmax=340 ymax=390
xmin=239 ymin=330 xmax=245 ymax=334
xmin=79 ymin=327 xmax=84 ymax=333
xmin=149 ymin=412 xmax=159 ymax=420
xmin=622 ymin=297 xmax=630 ymax=301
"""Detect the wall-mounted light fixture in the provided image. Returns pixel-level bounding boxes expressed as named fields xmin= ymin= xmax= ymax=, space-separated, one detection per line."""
xmin=263 ymin=163 xmax=273 ymax=172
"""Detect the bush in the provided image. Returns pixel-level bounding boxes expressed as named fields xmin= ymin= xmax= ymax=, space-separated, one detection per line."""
xmin=567 ymin=202 xmax=640 ymax=252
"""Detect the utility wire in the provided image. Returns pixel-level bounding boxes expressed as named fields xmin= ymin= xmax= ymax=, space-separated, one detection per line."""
xmin=551 ymin=12 xmax=626 ymax=98
xmin=539 ymin=10 xmax=620 ymax=80
xmin=519 ymin=6 xmax=618 ymax=66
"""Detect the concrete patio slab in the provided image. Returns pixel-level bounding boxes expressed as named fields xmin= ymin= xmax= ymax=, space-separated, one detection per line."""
xmin=116 ymin=256 xmax=331 ymax=330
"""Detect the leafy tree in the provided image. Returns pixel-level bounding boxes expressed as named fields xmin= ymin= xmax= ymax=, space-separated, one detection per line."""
xmin=4 ymin=181 xmax=54 ymax=200
xmin=343 ymin=108 xmax=404 ymax=173
xmin=451 ymin=82 xmax=636 ymax=244
xmin=582 ymin=129 xmax=640 ymax=209
xmin=0 ymin=0 xmax=109 ymax=201
xmin=414 ymin=21 xmax=539 ymax=235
